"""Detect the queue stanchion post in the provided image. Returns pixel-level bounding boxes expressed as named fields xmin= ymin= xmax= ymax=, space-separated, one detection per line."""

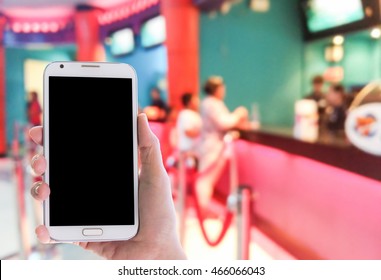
xmin=225 ymin=132 xmax=252 ymax=259
xmin=223 ymin=130 xmax=253 ymax=259
xmin=225 ymin=131 xmax=239 ymax=196
xmin=236 ymin=186 xmax=252 ymax=260
xmin=175 ymin=131 xmax=252 ymax=253
xmin=24 ymin=124 xmax=49 ymax=258
xmin=177 ymin=152 xmax=187 ymax=245
xmin=13 ymin=122 xmax=32 ymax=259
xmin=228 ymin=185 xmax=252 ymax=260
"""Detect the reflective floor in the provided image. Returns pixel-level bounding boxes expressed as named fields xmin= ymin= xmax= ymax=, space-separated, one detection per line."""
xmin=0 ymin=157 xmax=294 ymax=260
xmin=0 ymin=157 xmax=39 ymax=259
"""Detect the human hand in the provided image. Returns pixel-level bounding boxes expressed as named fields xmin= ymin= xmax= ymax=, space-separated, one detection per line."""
xmin=29 ymin=113 xmax=186 ymax=260
xmin=234 ymin=106 xmax=249 ymax=121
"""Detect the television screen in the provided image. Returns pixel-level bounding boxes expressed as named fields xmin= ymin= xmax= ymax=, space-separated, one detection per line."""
xmin=301 ymin=0 xmax=380 ymax=41
xmin=141 ymin=15 xmax=166 ymax=48
xmin=109 ymin=28 xmax=135 ymax=56
xmin=305 ymin=0 xmax=364 ymax=33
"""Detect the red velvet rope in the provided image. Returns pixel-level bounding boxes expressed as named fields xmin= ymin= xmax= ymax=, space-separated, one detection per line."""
xmin=168 ymin=139 xmax=237 ymax=247
xmin=190 ymin=177 xmax=233 ymax=247
xmin=187 ymin=150 xmax=234 ymax=247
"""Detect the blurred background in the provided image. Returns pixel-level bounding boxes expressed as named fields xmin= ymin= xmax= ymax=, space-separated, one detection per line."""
xmin=1 ymin=0 xmax=381 ymax=260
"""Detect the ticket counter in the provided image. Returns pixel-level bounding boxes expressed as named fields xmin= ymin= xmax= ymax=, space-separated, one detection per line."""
xmin=234 ymin=128 xmax=381 ymax=259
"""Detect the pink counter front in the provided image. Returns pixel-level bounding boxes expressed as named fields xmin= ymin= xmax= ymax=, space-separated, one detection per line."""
xmin=235 ymin=137 xmax=381 ymax=260
xmin=150 ymin=121 xmax=381 ymax=259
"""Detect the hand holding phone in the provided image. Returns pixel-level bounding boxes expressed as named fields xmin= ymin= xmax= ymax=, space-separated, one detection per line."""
xmin=30 ymin=114 xmax=187 ymax=259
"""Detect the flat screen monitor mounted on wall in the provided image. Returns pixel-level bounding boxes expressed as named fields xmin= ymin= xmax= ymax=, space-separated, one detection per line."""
xmin=141 ymin=15 xmax=166 ymax=48
xmin=300 ymin=0 xmax=381 ymax=41
xmin=109 ymin=27 xmax=135 ymax=56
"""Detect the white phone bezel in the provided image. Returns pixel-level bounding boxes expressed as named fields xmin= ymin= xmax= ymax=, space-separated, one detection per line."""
xmin=43 ymin=61 xmax=139 ymax=242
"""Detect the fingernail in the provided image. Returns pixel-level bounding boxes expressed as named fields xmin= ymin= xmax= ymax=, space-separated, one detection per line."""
xmin=31 ymin=154 xmax=41 ymax=169
xmin=32 ymin=181 xmax=43 ymax=196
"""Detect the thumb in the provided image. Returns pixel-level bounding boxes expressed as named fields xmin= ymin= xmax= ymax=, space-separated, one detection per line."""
xmin=138 ymin=113 xmax=165 ymax=169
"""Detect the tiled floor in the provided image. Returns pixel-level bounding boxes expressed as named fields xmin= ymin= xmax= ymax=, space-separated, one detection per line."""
xmin=0 ymin=157 xmax=293 ymax=260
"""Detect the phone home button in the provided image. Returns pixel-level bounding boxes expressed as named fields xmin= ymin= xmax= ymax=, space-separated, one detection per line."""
xmin=82 ymin=228 xmax=103 ymax=236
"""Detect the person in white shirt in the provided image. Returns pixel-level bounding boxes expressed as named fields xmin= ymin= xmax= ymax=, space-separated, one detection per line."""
xmin=176 ymin=93 xmax=202 ymax=154
xmin=197 ymin=76 xmax=248 ymax=207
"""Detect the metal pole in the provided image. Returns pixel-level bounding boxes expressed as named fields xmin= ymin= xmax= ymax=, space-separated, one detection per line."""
xmin=236 ymin=186 xmax=252 ymax=260
xmin=225 ymin=132 xmax=239 ymax=195
xmin=13 ymin=122 xmax=32 ymax=259
xmin=177 ymin=152 xmax=187 ymax=245
xmin=23 ymin=125 xmax=47 ymax=257
xmin=223 ymin=132 xmax=252 ymax=259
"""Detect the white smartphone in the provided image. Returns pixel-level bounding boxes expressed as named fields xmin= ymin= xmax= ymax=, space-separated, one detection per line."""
xmin=43 ymin=61 xmax=139 ymax=242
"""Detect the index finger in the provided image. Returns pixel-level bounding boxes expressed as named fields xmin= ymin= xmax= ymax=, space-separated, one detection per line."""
xmin=29 ymin=126 xmax=43 ymax=146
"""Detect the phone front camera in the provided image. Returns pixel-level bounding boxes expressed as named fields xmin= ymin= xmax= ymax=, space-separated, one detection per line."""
xmin=60 ymin=64 xmax=64 ymax=69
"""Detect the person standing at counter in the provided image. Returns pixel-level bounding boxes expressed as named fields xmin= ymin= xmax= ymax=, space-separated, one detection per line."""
xmin=305 ymin=75 xmax=325 ymax=103
xmin=196 ymin=76 xmax=248 ymax=207
xmin=305 ymin=75 xmax=327 ymax=125
xmin=325 ymin=84 xmax=347 ymax=133
xmin=177 ymin=93 xmax=202 ymax=154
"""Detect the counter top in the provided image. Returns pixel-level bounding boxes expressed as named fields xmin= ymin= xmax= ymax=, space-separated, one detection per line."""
xmin=239 ymin=127 xmax=381 ymax=181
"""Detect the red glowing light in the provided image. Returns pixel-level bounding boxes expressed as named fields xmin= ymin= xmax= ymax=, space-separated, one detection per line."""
xmin=12 ymin=22 xmax=22 ymax=33
xmin=97 ymin=0 xmax=160 ymax=26
xmin=105 ymin=13 xmax=113 ymax=23
xmin=144 ymin=0 xmax=152 ymax=9
xmin=41 ymin=22 xmax=49 ymax=33
xmin=22 ymin=22 xmax=31 ymax=33
xmin=131 ymin=2 xmax=137 ymax=13
xmin=139 ymin=0 xmax=147 ymax=11
xmin=98 ymin=15 xmax=104 ymax=25
xmin=31 ymin=23 xmax=40 ymax=33
xmin=110 ymin=11 xmax=117 ymax=21
xmin=121 ymin=7 xmax=129 ymax=15
xmin=49 ymin=22 xmax=59 ymax=33
xmin=116 ymin=10 xmax=123 ymax=20
xmin=134 ymin=2 xmax=141 ymax=13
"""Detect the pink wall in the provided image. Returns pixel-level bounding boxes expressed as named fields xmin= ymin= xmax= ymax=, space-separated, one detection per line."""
xmin=235 ymin=140 xmax=381 ymax=259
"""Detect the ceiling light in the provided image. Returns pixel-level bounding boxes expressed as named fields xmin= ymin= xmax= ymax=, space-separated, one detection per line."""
xmin=332 ymin=35 xmax=344 ymax=45
xmin=370 ymin=28 xmax=381 ymax=39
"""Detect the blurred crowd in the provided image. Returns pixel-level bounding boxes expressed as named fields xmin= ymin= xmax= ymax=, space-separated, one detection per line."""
xmin=143 ymin=76 xmax=251 ymax=156
xmin=142 ymin=76 xmax=252 ymax=206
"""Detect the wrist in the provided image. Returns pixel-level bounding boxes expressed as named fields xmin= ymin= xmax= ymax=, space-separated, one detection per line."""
xmin=155 ymin=238 xmax=187 ymax=260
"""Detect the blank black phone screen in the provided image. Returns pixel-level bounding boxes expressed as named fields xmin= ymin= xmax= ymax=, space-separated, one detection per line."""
xmin=48 ymin=76 xmax=135 ymax=226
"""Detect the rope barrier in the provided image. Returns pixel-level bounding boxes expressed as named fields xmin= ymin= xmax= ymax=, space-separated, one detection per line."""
xmin=168 ymin=131 xmax=253 ymax=256
xmin=190 ymin=176 xmax=234 ymax=247
xmin=175 ymin=132 xmax=239 ymax=247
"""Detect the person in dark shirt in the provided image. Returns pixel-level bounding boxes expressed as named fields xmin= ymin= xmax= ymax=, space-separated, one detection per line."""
xmin=305 ymin=75 xmax=325 ymax=102
xmin=151 ymin=87 xmax=168 ymax=111
xmin=325 ymin=84 xmax=347 ymax=132
xmin=147 ymin=87 xmax=169 ymax=121
xmin=305 ymin=75 xmax=326 ymax=126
